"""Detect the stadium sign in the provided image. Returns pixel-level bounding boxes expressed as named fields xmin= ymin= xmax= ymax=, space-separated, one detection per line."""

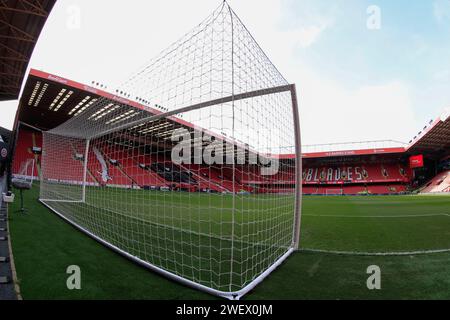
xmin=409 ymin=155 xmax=424 ymax=168
xmin=83 ymin=85 xmax=98 ymax=94
xmin=47 ymin=74 xmax=68 ymax=85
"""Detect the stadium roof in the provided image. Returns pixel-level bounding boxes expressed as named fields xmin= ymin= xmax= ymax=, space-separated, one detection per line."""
xmin=0 ymin=0 xmax=56 ymax=101
xmin=300 ymin=140 xmax=407 ymax=159
xmin=17 ymin=69 xmax=269 ymax=160
xmin=300 ymin=111 xmax=449 ymax=159
xmin=15 ymin=69 xmax=450 ymax=160
xmin=300 ymin=147 xmax=407 ymax=159
xmin=18 ymin=69 xmax=224 ymax=134
xmin=405 ymin=110 xmax=450 ymax=158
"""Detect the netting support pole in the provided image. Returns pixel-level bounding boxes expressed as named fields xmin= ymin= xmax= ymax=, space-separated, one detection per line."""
xmin=82 ymin=139 xmax=90 ymax=203
xmin=290 ymin=84 xmax=303 ymax=250
xmin=227 ymin=2 xmax=236 ymax=294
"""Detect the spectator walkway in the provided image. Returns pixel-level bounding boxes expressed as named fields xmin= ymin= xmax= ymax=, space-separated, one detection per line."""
xmin=0 ymin=174 xmax=18 ymax=300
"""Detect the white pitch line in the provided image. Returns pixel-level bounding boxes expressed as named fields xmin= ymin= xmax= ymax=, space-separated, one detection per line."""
xmin=299 ymin=248 xmax=450 ymax=256
xmin=303 ymin=213 xmax=450 ymax=218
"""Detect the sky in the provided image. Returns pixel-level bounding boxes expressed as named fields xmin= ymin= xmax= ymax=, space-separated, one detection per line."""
xmin=1 ymin=0 xmax=449 ymax=147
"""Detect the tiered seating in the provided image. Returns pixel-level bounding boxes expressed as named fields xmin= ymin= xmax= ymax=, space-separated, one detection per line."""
xmin=200 ymin=166 xmax=249 ymax=192
xmin=83 ymin=145 xmax=170 ymax=188
xmin=85 ymin=149 xmax=105 ymax=185
xmin=300 ymin=162 xmax=411 ymax=195
xmin=99 ymin=145 xmax=135 ymax=187
xmin=12 ymin=128 xmax=41 ymax=178
xmin=124 ymin=153 xmax=169 ymax=187
xmin=181 ymin=164 xmax=229 ymax=192
xmin=42 ymin=139 xmax=89 ymax=183
xmin=420 ymin=171 xmax=450 ymax=193
xmin=302 ymin=163 xmax=411 ymax=184
xmin=151 ymin=162 xmax=192 ymax=182
xmin=82 ymin=144 xmax=200 ymax=190
xmin=123 ymin=161 xmax=167 ymax=188
xmin=238 ymin=165 xmax=295 ymax=184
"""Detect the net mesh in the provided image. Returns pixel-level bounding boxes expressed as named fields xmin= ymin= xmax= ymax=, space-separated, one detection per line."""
xmin=40 ymin=1 xmax=300 ymax=298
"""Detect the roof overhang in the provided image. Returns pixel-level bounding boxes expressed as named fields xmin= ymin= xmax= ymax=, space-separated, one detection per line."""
xmin=17 ymin=69 xmax=281 ymax=163
xmin=406 ymin=110 xmax=450 ymax=158
xmin=0 ymin=0 xmax=56 ymax=101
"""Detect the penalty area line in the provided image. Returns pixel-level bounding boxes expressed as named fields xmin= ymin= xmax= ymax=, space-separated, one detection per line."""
xmin=303 ymin=213 xmax=450 ymax=218
xmin=299 ymin=248 xmax=450 ymax=256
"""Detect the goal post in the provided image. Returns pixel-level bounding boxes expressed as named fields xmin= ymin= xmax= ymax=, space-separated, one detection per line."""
xmin=291 ymin=84 xmax=302 ymax=250
xmin=81 ymin=139 xmax=90 ymax=203
xmin=39 ymin=1 xmax=302 ymax=299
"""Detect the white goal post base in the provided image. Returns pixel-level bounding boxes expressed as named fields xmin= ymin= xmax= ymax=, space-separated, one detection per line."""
xmin=39 ymin=199 xmax=84 ymax=203
xmin=40 ymin=199 xmax=295 ymax=300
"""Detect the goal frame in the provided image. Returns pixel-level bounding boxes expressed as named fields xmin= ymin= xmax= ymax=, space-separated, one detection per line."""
xmin=325 ymin=188 xmax=343 ymax=196
xmin=39 ymin=84 xmax=302 ymax=300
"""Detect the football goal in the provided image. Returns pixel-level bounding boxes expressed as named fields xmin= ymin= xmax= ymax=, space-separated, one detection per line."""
xmin=326 ymin=189 xmax=343 ymax=195
xmin=39 ymin=1 xmax=301 ymax=299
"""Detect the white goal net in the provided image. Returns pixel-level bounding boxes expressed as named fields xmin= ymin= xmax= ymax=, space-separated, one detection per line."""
xmin=40 ymin=2 xmax=301 ymax=299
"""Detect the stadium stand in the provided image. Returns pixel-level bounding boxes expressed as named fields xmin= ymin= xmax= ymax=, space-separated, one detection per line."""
xmin=41 ymin=137 xmax=85 ymax=183
xmin=127 ymin=153 xmax=169 ymax=188
xmin=420 ymin=171 xmax=450 ymax=194
xmin=11 ymin=126 xmax=41 ymax=179
xmin=300 ymin=157 xmax=413 ymax=195
xmin=8 ymin=70 xmax=450 ymax=196
xmin=179 ymin=164 xmax=229 ymax=192
xmin=302 ymin=163 xmax=411 ymax=184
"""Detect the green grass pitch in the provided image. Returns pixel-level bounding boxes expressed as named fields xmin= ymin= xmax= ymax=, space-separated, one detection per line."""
xmin=8 ymin=185 xmax=450 ymax=299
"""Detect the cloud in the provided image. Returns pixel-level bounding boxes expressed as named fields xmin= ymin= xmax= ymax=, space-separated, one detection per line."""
xmin=433 ymin=0 xmax=450 ymax=23
xmin=433 ymin=69 xmax=450 ymax=82
xmin=294 ymin=22 xmax=330 ymax=48
xmin=234 ymin=1 xmax=418 ymax=145
xmin=297 ymin=62 xmax=418 ymax=145
xmin=273 ymin=1 xmax=334 ymax=49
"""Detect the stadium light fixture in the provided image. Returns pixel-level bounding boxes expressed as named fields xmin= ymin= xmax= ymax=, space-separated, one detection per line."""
xmin=68 ymin=96 xmax=91 ymax=115
xmin=34 ymin=83 xmax=49 ymax=107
